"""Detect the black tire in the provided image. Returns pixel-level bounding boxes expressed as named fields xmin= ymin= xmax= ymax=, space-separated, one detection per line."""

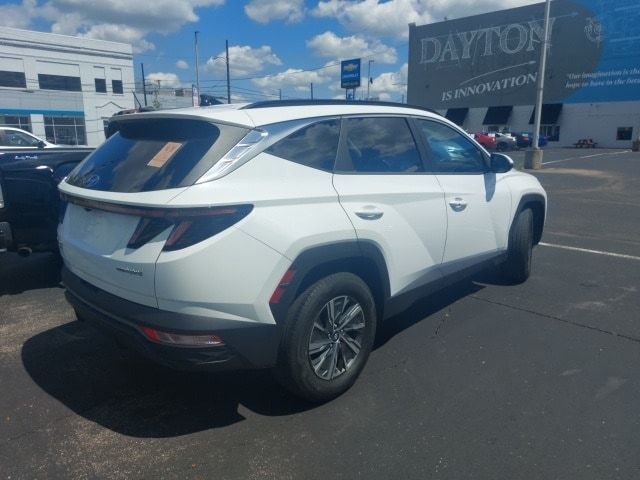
xmin=501 ymin=208 xmax=534 ymax=284
xmin=273 ymin=272 xmax=377 ymax=402
xmin=497 ymin=142 xmax=507 ymax=151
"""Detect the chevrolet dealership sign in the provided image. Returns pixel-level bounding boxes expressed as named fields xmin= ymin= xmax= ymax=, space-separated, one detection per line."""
xmin=408 ymin=0 xmax=640 ymax=108
xmin=341 ymin=59 xmax=361 ymax=89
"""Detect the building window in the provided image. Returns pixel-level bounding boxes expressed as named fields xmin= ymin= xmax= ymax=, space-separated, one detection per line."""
xmin=616 ymin=127 xmax=633 ymax=141
xmin=95 ymin=78 xmax=107 ymax=93
xmin=112 ymin=79 xmax=123 ymax=94
xmin=541 ymin=125 xmax=560 ymax=142
xmin=0 ymin=70 xmax=27 ymax=88
xmin=38 ymin=74 xmax=82 ymax=92
xmin=44 ymin=115 xmax=86 ymax=145
xmin=0 ymin=114 xmax=32 ymax=132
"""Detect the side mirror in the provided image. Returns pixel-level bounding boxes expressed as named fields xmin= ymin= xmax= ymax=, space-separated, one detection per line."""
xmin=37 ymin=140 xmax=46 ymax=149
xmin=490 ymin=153 xmax=514 ymax=173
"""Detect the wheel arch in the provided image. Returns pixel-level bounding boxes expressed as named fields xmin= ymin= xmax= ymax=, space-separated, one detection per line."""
xmin=269 ymin=240 xmax=390 ymax=325
xmin=512 ymin=193 xmax=546 ymax=245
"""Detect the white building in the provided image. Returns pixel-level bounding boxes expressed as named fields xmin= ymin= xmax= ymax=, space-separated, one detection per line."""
xmin=0 ymin=27 xmax=134 ymax=147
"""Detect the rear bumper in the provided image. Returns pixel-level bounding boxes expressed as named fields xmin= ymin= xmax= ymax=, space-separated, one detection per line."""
xmin=62 ymin=267 xmax=281 ymax=371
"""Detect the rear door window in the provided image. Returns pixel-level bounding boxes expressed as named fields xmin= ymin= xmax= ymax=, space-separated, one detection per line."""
xmin=337 ymin=117 xmax=423 ymax=173
xmin=265 ymin=119 xmax=340 ymax=171
xmin=66 ymin=118 xmax=248 ymax=192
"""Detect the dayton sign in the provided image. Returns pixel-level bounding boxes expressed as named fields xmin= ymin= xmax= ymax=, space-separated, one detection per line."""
xmin=407 ymin=0 xmax=640 ymax=109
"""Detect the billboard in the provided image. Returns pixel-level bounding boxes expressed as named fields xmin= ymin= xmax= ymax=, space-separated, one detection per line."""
xmin=341 ymin=59 xmax=361 ymax=89
xmin=407 ymin=0 xmax=640 ymax=109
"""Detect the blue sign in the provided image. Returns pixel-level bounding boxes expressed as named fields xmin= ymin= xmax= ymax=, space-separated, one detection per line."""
xmin=341 ymin=59 xmax=361 ymax=89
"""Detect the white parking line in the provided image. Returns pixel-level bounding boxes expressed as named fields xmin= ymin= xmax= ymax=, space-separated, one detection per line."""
xmin=539 ymin=242 xmax=640 ymax=261
xmin=542 ymin=150 xmax=631 ymax=165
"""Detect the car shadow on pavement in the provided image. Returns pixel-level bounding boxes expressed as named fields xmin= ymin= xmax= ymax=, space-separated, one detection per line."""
xmin=0 ymin=252 xmax=63 ymax=295
xmin=21 ymin=319 xmax=313 ymax=437
xmin=376 ymin=278 xmax=485 ymax=349
xmin=21 ymin=274 xmax=490 ymax=438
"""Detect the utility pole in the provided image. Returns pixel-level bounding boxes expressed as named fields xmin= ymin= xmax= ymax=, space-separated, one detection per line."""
xmin=367 ymin=59 xmax=374 ymax=100
xmin=225 ymin=40 xmax=231 ymax=104
xmin=194 ymin=31 xmax=200 ymax=104
xmin=278 ymin=88 xmax=282 ymax=100
xmin=152 ymin=80 xmax=161 ymax=109
xmin=310 ymin=83 xmax=314 ymax=99
xmin=401 ymin=93 xmax=405 ymax=104
xmin=140 ymin=63 xmax=147 ymax=106
xmin=526 ymin=0 xmax=551 ymax=170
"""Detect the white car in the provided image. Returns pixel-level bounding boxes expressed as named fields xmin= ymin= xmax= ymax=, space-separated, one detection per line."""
xmin=0 ymin=127 xmax=56 ymax=149
xmin=58 ymin=100 xmax=546 ymax=402
xmin=494 ymin=132 xmax=517 ymax=151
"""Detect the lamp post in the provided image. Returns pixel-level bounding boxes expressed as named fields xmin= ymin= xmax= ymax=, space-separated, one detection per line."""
xmin=367 ymin=60 xmax=374 ymax=100
xmin=194 ymin=31 xmax=200 ymax=105
xmin=526 ymin=0 xmax=551 ymax=169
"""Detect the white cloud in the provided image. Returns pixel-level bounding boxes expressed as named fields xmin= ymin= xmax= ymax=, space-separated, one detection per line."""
xmin=4 ymin=0 xmax=225 ymax=52
xmin=176 ymin=59 xmax=189 ymax=69
xmin=146 ymin=72 xmax=182 ymax=88
xmin=368 ymin=63 xmax=408 ymax=98
xmin=206 ymin=45 xmax=282 ymax=77
xmin=307 ymin=31 xmax=397 ymax=64
xmin=0 ymin=0 xmax=38 ymax=29
xmin=78 ymin=24 xmax=156 ymax=52
xmin=244 ymin=0 xmax=304 ymax=24
xmin=252 ymin=67 xmax=332 ymax=92
xmin=312 ymin=0 xmax=539 ymax=38
xmin=47 ymin=0 xmax=225 ymax=32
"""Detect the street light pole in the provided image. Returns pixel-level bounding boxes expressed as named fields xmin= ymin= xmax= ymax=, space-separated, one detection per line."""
xmin=225 ymin=39 xmax=231 ymax=104
xmin=140 ymin=63 xmax=147 ymax=106
xmin=367 ymin=59 xmax=374 ymax=100
xmin=194 ymin=31 xmax=200 ymax=104
xmin=526 ymin=0 xmax=551 ymax=169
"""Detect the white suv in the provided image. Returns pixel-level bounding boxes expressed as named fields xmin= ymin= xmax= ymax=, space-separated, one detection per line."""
xmin=58 ymin=101 xmax=546 ymax=402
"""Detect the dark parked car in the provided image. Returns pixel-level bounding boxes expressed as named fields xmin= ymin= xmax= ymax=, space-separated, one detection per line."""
xmin=514 ymin=132 xmax=548 ymax=148
xmin=0 ymin=147 xmax=93 ymax=255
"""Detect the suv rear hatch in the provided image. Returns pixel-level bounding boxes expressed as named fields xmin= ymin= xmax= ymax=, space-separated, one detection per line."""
xmin=58 ymin=116 xmax=250 ymax=307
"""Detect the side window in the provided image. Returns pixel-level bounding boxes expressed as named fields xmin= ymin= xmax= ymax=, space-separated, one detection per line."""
xmin=5 ymin=131 xmax=40 ymax=147
xmin=340 ymin=117 xmax=423 ymax=173
xmin=416 ymin=120 xmax=487 ymax=173
xmin=265 ymin=119 xmax=340 ymax=171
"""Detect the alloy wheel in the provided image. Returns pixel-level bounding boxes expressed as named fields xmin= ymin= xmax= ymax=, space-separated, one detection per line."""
xmin=307 ymin=295 xmax=366 ymax=380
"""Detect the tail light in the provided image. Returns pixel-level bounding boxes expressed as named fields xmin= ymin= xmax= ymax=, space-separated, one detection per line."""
xmin=159 ymin=205 xmax=253 ymax=252
xmin=60 ymin=194 xmax=252 ymax=251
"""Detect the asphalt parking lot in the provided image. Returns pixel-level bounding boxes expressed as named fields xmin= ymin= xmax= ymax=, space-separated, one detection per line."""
xmin=1 ymin=148 xmax=639 ymax=479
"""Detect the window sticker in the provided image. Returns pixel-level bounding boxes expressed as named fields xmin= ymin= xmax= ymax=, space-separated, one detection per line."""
xmin=147 ymin=142 xmax=183 ymax=168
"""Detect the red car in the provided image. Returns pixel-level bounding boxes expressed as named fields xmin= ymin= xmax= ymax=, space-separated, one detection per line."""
xmin=473 ymin=132 xmax=497 ymax=150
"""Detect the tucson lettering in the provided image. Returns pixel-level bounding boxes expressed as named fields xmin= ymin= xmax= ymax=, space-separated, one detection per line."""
xmin=421 ymin=18 xmax=557 ymax=64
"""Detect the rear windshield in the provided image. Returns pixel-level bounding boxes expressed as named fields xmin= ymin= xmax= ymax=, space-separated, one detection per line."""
xmin=66 ymin=118 xmax=248 ymax=192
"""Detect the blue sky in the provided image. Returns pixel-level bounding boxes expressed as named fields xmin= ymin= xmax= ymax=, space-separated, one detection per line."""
xmin=0 ymin=0 xmax=538 ymax=102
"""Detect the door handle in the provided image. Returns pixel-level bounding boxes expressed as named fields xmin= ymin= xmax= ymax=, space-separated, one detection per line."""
xmin=448 ymin=197 xmax=467 ymax=212
xmin=355 ymin=210 xmax=384 ymax=220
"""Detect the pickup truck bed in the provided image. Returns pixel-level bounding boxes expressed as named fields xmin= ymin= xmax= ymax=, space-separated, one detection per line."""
xmin=0 ymin=147 xmax=93 ymax=254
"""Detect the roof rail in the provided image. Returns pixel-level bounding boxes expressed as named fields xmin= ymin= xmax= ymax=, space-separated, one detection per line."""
xmin=240 ymin=99 xmax=440 ymax=115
